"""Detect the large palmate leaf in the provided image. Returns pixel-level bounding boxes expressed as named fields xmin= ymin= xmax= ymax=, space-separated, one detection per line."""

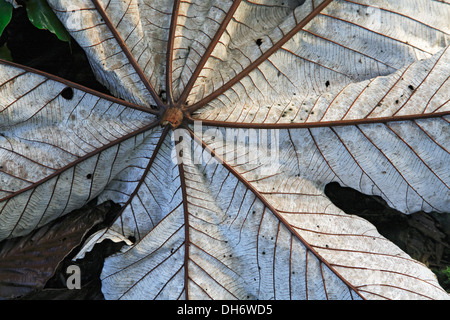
xmin=0 ymin=0 xmax=449 ymax=300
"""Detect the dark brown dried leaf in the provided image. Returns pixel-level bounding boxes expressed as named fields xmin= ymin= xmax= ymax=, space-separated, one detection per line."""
xmin=0 ymin=200 xmax=111 ymax=299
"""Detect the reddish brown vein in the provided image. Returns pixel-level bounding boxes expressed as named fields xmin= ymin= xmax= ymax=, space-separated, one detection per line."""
xmin=186 ymin=111 xmax=450 ymax=129
xmin=355 ymin=125 xmax=437 ymax=210
xmin=331 ymin=263 xmax=447 ymax=295
xmin=166 ymin=0 xmax=181 ymax=105
xmin=393 ymin=47 xmax=449 ymax=117
xmin=102 ymin=218 xmax=185 ymax=280
xmin=0 ymin=120 xmax=161 ymax=203
xmin=186 ymin=0 xmax=334 ymax=113
xmin=344 ymin=0 xmax=450 ymax=36
xmin=111 ymin=126 xmax=171 ymax=230
xmin=384 ymin=123 xmax=449 ymax=189
xmin=178 ymin=159 xmax=191 ymax=299
xmin=319 ymin=12 xmax=435 ymax=55
xmin=118 ymin=238 xmax=185 ymax=300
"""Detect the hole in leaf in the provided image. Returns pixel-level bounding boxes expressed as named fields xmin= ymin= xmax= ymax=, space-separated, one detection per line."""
xmin=325 ymin=80 xmax=330 ymax=87
xmin=61 ymin=87 xmax=74 ymax=100
xmin=255 ymin=38 xmax=263 ymax=46
xmin=408 ymin=84 xmax=415 ymax=90
xmin=86 ymin=174 xmax=92 ymax=180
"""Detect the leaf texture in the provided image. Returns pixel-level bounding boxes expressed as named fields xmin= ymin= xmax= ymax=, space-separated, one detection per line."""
xmin=0 ymin=200 xmax=109 ymax=299
xmin=0 ymin=0 xmax=449 ymax=300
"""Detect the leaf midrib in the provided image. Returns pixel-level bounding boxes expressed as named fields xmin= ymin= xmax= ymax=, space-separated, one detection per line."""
xmin=0 ymin=118 xmax=160 ymax=202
